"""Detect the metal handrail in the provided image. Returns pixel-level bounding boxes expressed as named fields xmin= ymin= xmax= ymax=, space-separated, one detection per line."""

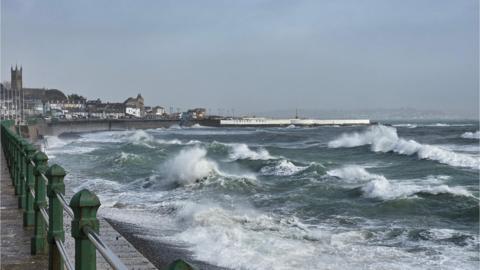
xmin=1 ymin=124 xmax=137 ymax=270
xmin=83 ymin=226 xmax=129 ymax=270
xmin=55 ymin=237 xmax=75 ymax=270
xmin=56 ymin=192 xmax=74 ymax=218
xmin=39 ymin=207 xmax=49 ymax=227
xmin=40 ymin=173 xmax=49 ymax=184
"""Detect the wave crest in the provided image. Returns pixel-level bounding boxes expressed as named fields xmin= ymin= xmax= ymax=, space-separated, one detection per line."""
xmin=327 ymin=166 xmax=474 ymax=200
xmin=228 ymin=143 xmax=274 ymax=160
xmin=260 ymin=160 xmax=308 ymax=176
xmin=328 ymin=125 xmax=479 ymax=169
xmin=327 ymin=166 xmax=387 ymax=183
xmin=461 ymin=131 xmax=480 ymax=140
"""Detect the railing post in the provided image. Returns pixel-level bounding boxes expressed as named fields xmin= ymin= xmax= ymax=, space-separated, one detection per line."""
xmin=9 ymin=131 xmax=14 ymax=170
xmin=23 ymin=143 xmax=37 ymax=226
xmin=70 ymin=189 xmax=100 ymax=270
xmin=12 ymin=135 xmax=18 ymax=188
xmin=31 ymin=151 xmax=49 ymax=255
xmin=46 ymin=164 xmax=66 ymax=270
xmin=18 ymin=139 xmax=28 ymax=209
xmin=9 ymin=130 xmax=14 ymax=170
xmin=15 ymin=136 xmax=22 ymax=194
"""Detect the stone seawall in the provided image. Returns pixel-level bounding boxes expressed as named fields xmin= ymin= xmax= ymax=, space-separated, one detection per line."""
xmin=31 ymin=119 xmax=180 ymax=137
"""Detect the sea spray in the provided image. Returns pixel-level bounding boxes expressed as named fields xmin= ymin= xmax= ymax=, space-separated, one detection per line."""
xmin=165 ymin=146 xmax=219 ymax=185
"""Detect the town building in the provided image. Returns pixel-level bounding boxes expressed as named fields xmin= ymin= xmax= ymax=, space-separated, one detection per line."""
xmin=124 ymin=94 xmax=144 ymax=117
xmin=184 ymin=108 xmax=206 ymax=120
xmin=86 ymin=99 xmax=125 ymax=119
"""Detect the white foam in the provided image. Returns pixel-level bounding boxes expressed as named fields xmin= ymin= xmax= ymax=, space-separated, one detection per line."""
xmin=228 ymin=143 xmax=274 ymax=160
xmin=440 ymin=144 xmax=480 ymax=154
xmin=392 ymin=123 xmax=418 ymax=128
xmin=156 ymin=139 xmax=201 ymax=145
xmin=127 ymin=130 xmax=154 ymax=143
xmin=165 ymin=201 xmax=478 ymax=270
xmin=43 ymin=136 xmax=97 ymax=156
xmin=362 ymin=179 xmax=473 ymax=200
xmin=260 ymin=160 xmax=308 ymax=176
xmin=114 ymin=152 xmax=141 ymax=164
xmin=461 ymin=131 xmax=480 ymax=139
xmin=423 ymin=123 xmax=473 ymax=127
xmin=328 ymin=125 xmax=480 ymax=169
xmin=44 ymin=136 xmax=69 ymax=149
xmin=327 ymin=165 xmax=387 ymax=184
xmin=327 ymin=166 xmax=473 ymax=200
xmin=165 ymin=147 xmax=219 ymax=185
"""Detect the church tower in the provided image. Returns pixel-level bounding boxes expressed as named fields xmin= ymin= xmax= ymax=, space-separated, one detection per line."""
xmin=11 ymin=66 xmax=22 ymax=90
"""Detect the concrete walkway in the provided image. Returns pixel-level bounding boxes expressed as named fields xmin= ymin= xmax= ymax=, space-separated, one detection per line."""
xmin=0 ymin=145 xmax=157 ymax=270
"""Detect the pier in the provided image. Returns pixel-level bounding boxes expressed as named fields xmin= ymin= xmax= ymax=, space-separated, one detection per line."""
xmin=0 ymin=121 xmax=192 ymax=270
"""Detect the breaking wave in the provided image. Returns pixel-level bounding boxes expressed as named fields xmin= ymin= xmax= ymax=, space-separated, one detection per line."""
xmin=156 ymin=139 xmax=201 ymax=145
xmin=327 ymin=166 xmax=474 ymax=200
xmin=327 ymin=165 xmax=386 ymax=184
xmin=43 ymin=136 xmax=97 ymax=156
xmin=228 ymin=143 xmax=274 ymax=160
xmin=424 ymin=123 xmax=473 ymax=127
xmin=44 ymin=135 xmax=70 ymax=149
xmin=461 ymin=131 xmax=480 ymax=140
xmin=392 ymin=124 xmax=417 ymax=128
xmin=165 ymin=147 xmax=219 ymax=185
xmin=260 ymin=160 xmax=308 ymax=176
xmin=328 ymin=125 xmax=480 ymax=169
xmin=361 ymin=178 xmax=472 ymax=200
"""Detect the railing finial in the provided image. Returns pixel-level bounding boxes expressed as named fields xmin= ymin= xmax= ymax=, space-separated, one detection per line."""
xmin=46 ymin=164 xmax=66 ymax=270
xmin=70 ymin=189 xmax=101 ymax=270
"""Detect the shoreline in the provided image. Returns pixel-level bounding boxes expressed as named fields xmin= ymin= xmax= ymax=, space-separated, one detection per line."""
xmin=105 ymin=218 xmax=229 ymax=270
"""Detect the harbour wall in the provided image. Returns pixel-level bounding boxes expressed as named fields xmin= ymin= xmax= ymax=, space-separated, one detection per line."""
xmin=219 ymin=118 xmax=371 ymax=126
xmin=31 ymin=119 xmax=180 ymax=137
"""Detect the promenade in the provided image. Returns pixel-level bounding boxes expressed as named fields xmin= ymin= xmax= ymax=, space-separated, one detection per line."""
xmin=0 ymin=143 xmax=157 ymax=270
xmin=1 ymin=144 xmax=48 ymax=269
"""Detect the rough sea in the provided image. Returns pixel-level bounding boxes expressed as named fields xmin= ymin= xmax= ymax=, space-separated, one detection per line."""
xmin=44 ymin=120 xmax=479 ymax=270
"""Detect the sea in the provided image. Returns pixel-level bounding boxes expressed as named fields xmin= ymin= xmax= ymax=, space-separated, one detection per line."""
xmin=43 ymin=120 xmax=479 ymax=270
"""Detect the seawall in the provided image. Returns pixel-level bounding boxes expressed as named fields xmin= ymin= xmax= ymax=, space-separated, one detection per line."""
xmin=31 ymin=119 xmax=180 ymax=137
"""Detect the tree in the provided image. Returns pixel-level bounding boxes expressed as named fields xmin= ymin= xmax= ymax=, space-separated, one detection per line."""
xmin=67 ymin=93 xmax=86 ymax=102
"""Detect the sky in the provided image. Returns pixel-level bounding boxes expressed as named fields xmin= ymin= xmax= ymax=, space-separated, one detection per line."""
xmin=1 ymin=0 xmax=478 ymax=118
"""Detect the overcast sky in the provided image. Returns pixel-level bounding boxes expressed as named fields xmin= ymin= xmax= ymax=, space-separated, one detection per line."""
xmin=1 ymin=0 xmax=478 ymax=117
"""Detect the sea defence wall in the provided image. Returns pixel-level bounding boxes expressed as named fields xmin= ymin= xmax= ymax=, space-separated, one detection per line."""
xmin=219 ymin=118 xmax=371 ymax=127
xmin=32 ymin=119 xmax=180 ymax=137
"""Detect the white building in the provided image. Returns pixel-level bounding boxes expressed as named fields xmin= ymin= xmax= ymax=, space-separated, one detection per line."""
xmin=126 ymin=107 xmax=141 ymax=118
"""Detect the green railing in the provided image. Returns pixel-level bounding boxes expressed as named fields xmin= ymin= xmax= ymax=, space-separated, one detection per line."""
xmin=0 ymin=123 xmax=194 ymax=270
xmin=1 ymin=122 xmax=122 ymax=270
